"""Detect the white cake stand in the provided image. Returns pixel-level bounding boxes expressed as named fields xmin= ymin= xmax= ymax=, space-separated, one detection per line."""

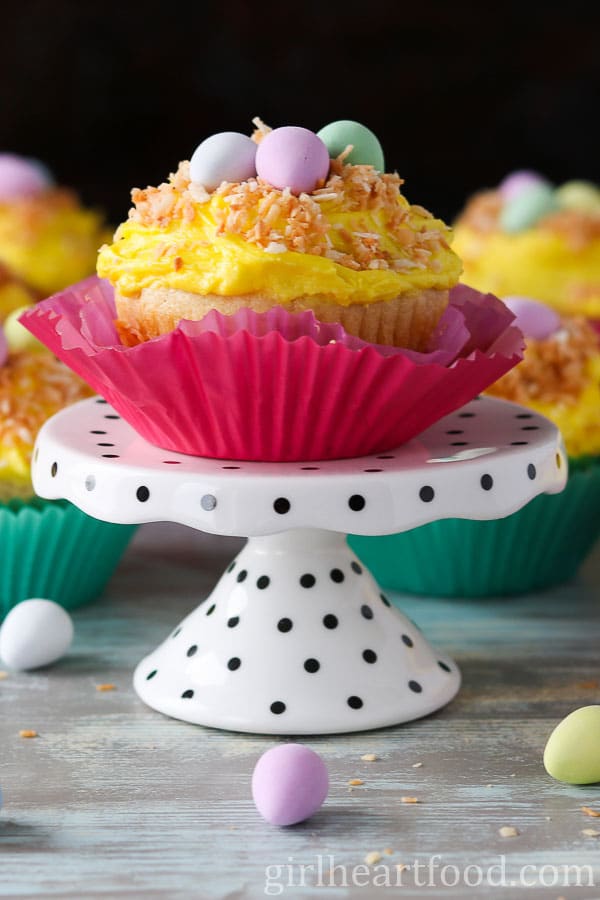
xmin=32 ymin=395 xmax=566 ymax=735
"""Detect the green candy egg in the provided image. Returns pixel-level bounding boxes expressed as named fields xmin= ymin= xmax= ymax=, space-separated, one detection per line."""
xmin=4 ymin=305 xmax=43 ymax=353
xmin=544 ymin=706 xmax=600 ymax=784
xmin=316 ymin=120 xmax=384 ymax=171
xmin=555 ymin=180 xmax=600 ymax=214
xmin=500 ymin=182 xmax=558 ymax=233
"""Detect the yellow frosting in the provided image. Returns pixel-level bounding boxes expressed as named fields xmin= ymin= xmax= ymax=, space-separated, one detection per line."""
xmin=98 ymin=190 xmax=461 ymax=306
xmin=454 ymin=224 xmax=600 ymax=317
xmin=0 ymin=191 xmax=110 ymax=297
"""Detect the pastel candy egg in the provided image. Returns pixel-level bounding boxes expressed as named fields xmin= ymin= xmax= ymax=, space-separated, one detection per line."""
xmin=499 ymin=182 xmax=558 ymax=233
xmin=0 ymin=599 xmax=74 ymax=671
xmin=555 ymin=180 xmax=600 ymax=214
xmin=0 ymin=324 xmax=7 ymax=368
xmin=6 ymin=305 xmax=44 ymax=353
xmin=503 ymin=296 xmax=561 ymax=341
xmin=544 ymin=706 xmax=600 ymax=784
xmin=252 ymin=743 xmax=329 ymax=826
xmin=256 ymin=127 xmax=330 ymax=195
xmin=189 ymin=133 xmax=257 ymax=192
xmin=499 ymin=170 xmax=549 ymax=202
xmin=0 ymin=154 xmax=52 ymax=201
xmin=317 ymin=120 xmax=384 ymax=171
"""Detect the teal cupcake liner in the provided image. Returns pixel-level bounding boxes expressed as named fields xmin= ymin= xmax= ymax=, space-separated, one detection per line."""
xmin=0 ymin=497 xmax=136 ymax=619
xmin=349 ymin=457 xmax=600 ymax=598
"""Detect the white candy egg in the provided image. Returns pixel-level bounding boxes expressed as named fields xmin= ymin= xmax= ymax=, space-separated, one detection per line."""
xmin=0 ymin=599 xmax=74 ymax=670
xmin=189 ymin=132 xmax=257 ymax=192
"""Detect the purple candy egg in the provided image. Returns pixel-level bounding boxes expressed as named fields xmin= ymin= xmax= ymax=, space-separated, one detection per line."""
xmin=503 ymin=296 xmax=562 ymax=341
xmin=256 ymin=127 xmax=330 ymax=195
xmin=499 ymin=171 xmax=550 ymax=203
xmin=0 ymin=154 xmax=51 ymax=201
xmin=252 ymin=743 xmax=329 ymax=826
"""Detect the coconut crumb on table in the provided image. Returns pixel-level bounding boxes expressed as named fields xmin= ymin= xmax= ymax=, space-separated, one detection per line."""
xmin=96 ymin=683 xmax=117 ymax=692
xmin=383 ymin=848 xmax=394 ymax=856
xmin=499 ymin=826 xmax=519 ymax=838
xmin=364 ymin=851 xmax=382 ymax=866
xmin=581 ymin=806 xmax=600 ymax=817
xmin=412 ymin=762 xmax=423 ymax=768
xmin=582 ymin=829 xmax=600 ymax=837
xmin=360 ymin=753 xmax=378 ymax=762
xmin=19 ymin=730 xmax=38 ymax=738
xmin=0 ymin=671 xmax=8 ymax=680
xmin=401 ymin=797 xmax=420 ymax=804
xmin=348 ymin=778 xmax=364 ymax=786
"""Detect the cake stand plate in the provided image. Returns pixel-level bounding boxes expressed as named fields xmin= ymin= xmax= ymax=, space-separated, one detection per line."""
xmin=32 ymin=396 xmax=567 ymax=735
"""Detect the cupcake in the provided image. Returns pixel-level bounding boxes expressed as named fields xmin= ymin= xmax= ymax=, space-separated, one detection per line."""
xmin=0 ymin=317 xmax=135 ymax=617
xmin=22 ymin=120 xmax=523 ymax=462
xmin=0 ymin=154 xmax=110 ymax=309
xmin=349 ymin=297 xmax=600 ymax=597
xmin=453 ymin=172 xmax=600 ymax=318
xmin=0 ymin=261 xmax=37 ymax=322
xmin=98 ymin=119 xmax=462 ymax=349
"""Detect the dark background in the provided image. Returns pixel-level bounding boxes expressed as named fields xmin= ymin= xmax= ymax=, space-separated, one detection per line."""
xmin=0 ymin=0 xmax=598 ymax=224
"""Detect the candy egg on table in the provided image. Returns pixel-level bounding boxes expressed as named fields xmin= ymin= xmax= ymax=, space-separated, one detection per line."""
xmin=499 ymin=181 xmax=558 ymax=233
xmin=502 ymin=296 xmax=561 ymax=341
xmin=498 ymin=170 xmax=549 ymax=202
xmin=544 ymin=706 xmax=600 ymax=785
xmin=0 ymin=154 xmax=52 ymax=201
xmin=0 ymin=599 xmax=74 ymax=670
xmin=252 ymin=744 xmax=329 ymax=826
xmin=317 ymin=120 xmax=385 ymax=171
xmin=6 ymin=305 xmax=44 ymax=352
xmin=255 ymin=126 xmax=330 ymax=195
xmin=190 ymin=132 xmax=257 ymax=192
xmin=555 ymin=180 xmax=600 ymax=214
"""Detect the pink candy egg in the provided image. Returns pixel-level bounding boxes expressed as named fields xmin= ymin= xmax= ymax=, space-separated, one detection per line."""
xmin=256 ymin=127 xmax=330 ymax=195
xmin=252 ymin=743 xmax=329 ymax=826
xmin=503 ymin=296 xmax=562 ymax=341
xmin=499 ymin=170 xmax=550 ymax=202
xmin=0 ymin=154 xmax=52 ymax=201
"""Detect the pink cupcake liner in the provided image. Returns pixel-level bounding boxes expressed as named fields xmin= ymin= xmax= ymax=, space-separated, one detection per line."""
xmin=21 ymin=277 xmax=523 ymax=461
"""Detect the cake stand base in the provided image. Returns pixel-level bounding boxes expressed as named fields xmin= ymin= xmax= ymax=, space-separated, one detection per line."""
xmin=133 ymin=529 xmax=460 ymax=734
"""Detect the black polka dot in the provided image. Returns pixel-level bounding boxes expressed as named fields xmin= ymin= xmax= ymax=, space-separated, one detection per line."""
xmin=409 ymin=680 xmax=422 ymax=693
xmin=201 ymin=494 xmax=217 ymax=511
xmin=459 ymin=412 xmax=475 ymax=418
xmin=438 ymin=661 xmax=451 ymax=673
xmin=350 ymin=561 xmax=363 ymax=575
xmin=349 ymin=494 xmax=366 ymax=511
xmin=364 ymin=468 xmax=382 ymax=473
xmin=451 ymin=442 xmax=468 ymax=447
xmin=206 ymin=604 xmax=216 ymax=616
xmin=90 ymin=430 xmax=106 ymax=434
xmin=361 ymin=604 xmax=374 ymax=620
xmin=102 ymin=454 xmax=119 ymax=458
xmin=330 ymin=568 xmax=345 ymax=583
xmin=480 ymin=474 xmax=493 ymax=491
xmin=186 ymin=645 xmax=198 ymax=657
xmin=236 ymin=569 xmax=248 ymax=583
xmin=511 ymin=441 xmax=528 ymax=446
xmin=227 ymin=616 xmax=239 ymax=628
xmin=95 ymin=398 xmax=108 ymax=404
xmin=347 ymin=696 xmax=363 ymax=709
xmin=516 ymin=413 xmax=533 ymax=419
xmin=277 ymin=618 xmax=293 ymax=633
xmin=227 ymin=657 xmax=241 ymax=671
xmin=402 ymin=634 xmax=414 ymax=647
xmin=51 ymin=462 xmax=57 ymax=477
xmin=97 ymin=442 xmax=114 ymax=447
xmin=227 ymin=561 xmax=236 ymax=573
xmin=323 ymin=614 xmax=338 ymax=629
xmin=162 ymin=460 xmax=181 ymax=465
xmin=181 ymin=690 xmax=194 ymax=699
xmin=362 ymin=649 xmax=377 ymax=664
xmin=104 ymin=414 xmax=120 ymax=419
xmin=380 ymin=593 xmax=391 ymax=607
xmin=274 ymin=497 xmax=290 ymax=514
xmin=171 ymin=627 xmax=181 ymax=638
xmin=222 ymin=465 xmax=240 ymax=470
xmin=146 ymin=669 xmax=157 ymax=680
xmin=270 ymin=701 xmax=286 ymax=715
xmin=301 ymin=466 xmax=320 ymax=470
xmin=446 ymin=429 xmax=464 ymax=435
xmin=376 ymin=455 xmax=395 ymax=459
xmin=256 ymin=575 xmax=270 ymax=590
xmin=419 ymin=485 xmax=434 ymax=502
xmin=136 ymin=486 xmax=150 ymax=502
xmin=522 ymin=425 xmax=539 ymax=431
xmin=304 ymin=658 xmax=320 ymax=673
xmin=527 ymin=463 xmax=537 ymax=480
xmin=300 ymin=573 xmax=316 ymax=588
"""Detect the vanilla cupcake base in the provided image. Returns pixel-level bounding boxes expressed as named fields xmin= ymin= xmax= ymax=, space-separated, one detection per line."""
xmin=115 ymin=287 xmax=448 ymax=350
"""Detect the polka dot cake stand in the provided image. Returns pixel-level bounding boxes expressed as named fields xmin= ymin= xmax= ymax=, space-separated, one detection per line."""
xmin=32 ymin=395 xmax=566 ymax=735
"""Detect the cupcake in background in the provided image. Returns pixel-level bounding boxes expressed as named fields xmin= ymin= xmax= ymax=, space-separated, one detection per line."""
xmin=0 ymin=311 xmax=135 ymax=618
xmin=0 ymin=153 xmax=110 ymax=312
xmin=349 ymin=297 xmax=600 ymax=597
xmin=0 ymin=261 xmax=37 ymax=321
xmin=453 ymin=172 xmax=600 ymax=318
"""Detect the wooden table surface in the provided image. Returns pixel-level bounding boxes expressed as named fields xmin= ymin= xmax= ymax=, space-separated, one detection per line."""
xmin=2 ymin=523 xmax=600 ymax=900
